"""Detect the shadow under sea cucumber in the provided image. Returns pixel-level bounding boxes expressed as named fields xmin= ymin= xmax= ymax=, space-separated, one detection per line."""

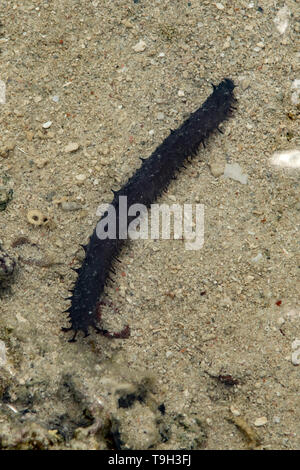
xmin=63 ymin=78 xmax=237 ymax=342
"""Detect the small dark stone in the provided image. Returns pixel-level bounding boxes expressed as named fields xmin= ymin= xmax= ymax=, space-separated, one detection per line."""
xmin=158 ymin=403 xmax=166 ymax=415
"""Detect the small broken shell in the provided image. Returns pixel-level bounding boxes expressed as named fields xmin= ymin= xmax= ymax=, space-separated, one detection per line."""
xmin=27 ymin=209 xmax=49 ymax=226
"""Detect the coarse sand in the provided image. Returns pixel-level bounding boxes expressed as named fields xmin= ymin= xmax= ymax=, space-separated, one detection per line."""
xmin=0 ymin=0 xmax=299 ymax=450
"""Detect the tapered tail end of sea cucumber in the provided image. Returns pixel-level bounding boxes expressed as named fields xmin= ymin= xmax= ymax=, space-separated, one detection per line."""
xmin=62 ymin=318 xmax=131 ymax=342
xmin=61 ymin=326 xmax=79 ymax=343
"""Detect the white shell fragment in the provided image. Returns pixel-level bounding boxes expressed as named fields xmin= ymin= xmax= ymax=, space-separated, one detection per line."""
xmin=0 ymin=80 xmax=6 ymax=104
xmin=291 ymin=79 xmax=300 ymax=106
xmin=291 ymin=339 xmax=300 ymax=366
xmin=224 ymin=163 xmax=248 ymax=184
xmin=42 ymin=121 xmax=52 ymax=129
xmin=273 ymin=6 xmax=290 ymax=35
xmin=0 ymin=340 xmax=7 ymax=367
xmin=270 ymin=149 xmax=300 ymax=169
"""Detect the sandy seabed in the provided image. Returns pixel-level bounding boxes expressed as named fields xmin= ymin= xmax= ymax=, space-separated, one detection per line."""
xmin=0 ymin=0 xmax=299 ymax=450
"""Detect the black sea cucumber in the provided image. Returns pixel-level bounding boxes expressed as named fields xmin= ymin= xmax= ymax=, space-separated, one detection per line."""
xmin=63 ymin=78 xmax=236 ymax=342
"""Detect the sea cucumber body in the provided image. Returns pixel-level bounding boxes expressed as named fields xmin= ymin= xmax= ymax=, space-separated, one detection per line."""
xmin=65 ymin=79 xmax=236 ymax=340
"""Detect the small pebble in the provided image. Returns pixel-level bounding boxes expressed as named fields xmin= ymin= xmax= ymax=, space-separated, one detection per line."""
xmin=26 ymin=131 xmax=34 ymax=141
xmin=0 ymin=340 xmax=7 ymax=367
xmin=202 ymin=333 xmax=217 ymax=341
xmin=291 ymin=339 xmax=300 ymax=365
xmin=291 ymin=349 xmax=300 ymax=366
xmin=35 ymin=158 xmax=49 ymax=169
xmin=0 ymin=141 xmax=16 ymax=158
xmin=156 ymin=112 xmax=165 ymax=120
xmin=209 ymin=160 xmax=225 ymax=177
xmin=61 ymin=201 xmax=82 ymax=211
xmin=0 ymin=80 xmax=5 ymax=104
xmin=254 ymin=417 xmax=268 ymax=427
xmin=132 ymin=40 xmax=146 ymax=52
xmin=178 ymin=89 xmax=185 ymax=97
xmin=75 ymin=174 xmax=86 ymax=184
xmin=230 ymin=405 xmax=241 ymax=417
xmin=42 ymin=121 xmax=52 ymax=129
xmin=291 ymin=79 xmax=300 ymax=106
xmin=64 ymin=142 xmax=80 ymax=153
xmin=215 ymin=3 xmax=224 ymax=10
xmin=52 ymin=95 xmax=59 ymax=103
xmin=121 ymin=19 xmax=134 ymax=28
xmin=14 ymin=109 xmax=23 ymax=117
xmin=240 ymin=78 xmax=250 ymax=91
